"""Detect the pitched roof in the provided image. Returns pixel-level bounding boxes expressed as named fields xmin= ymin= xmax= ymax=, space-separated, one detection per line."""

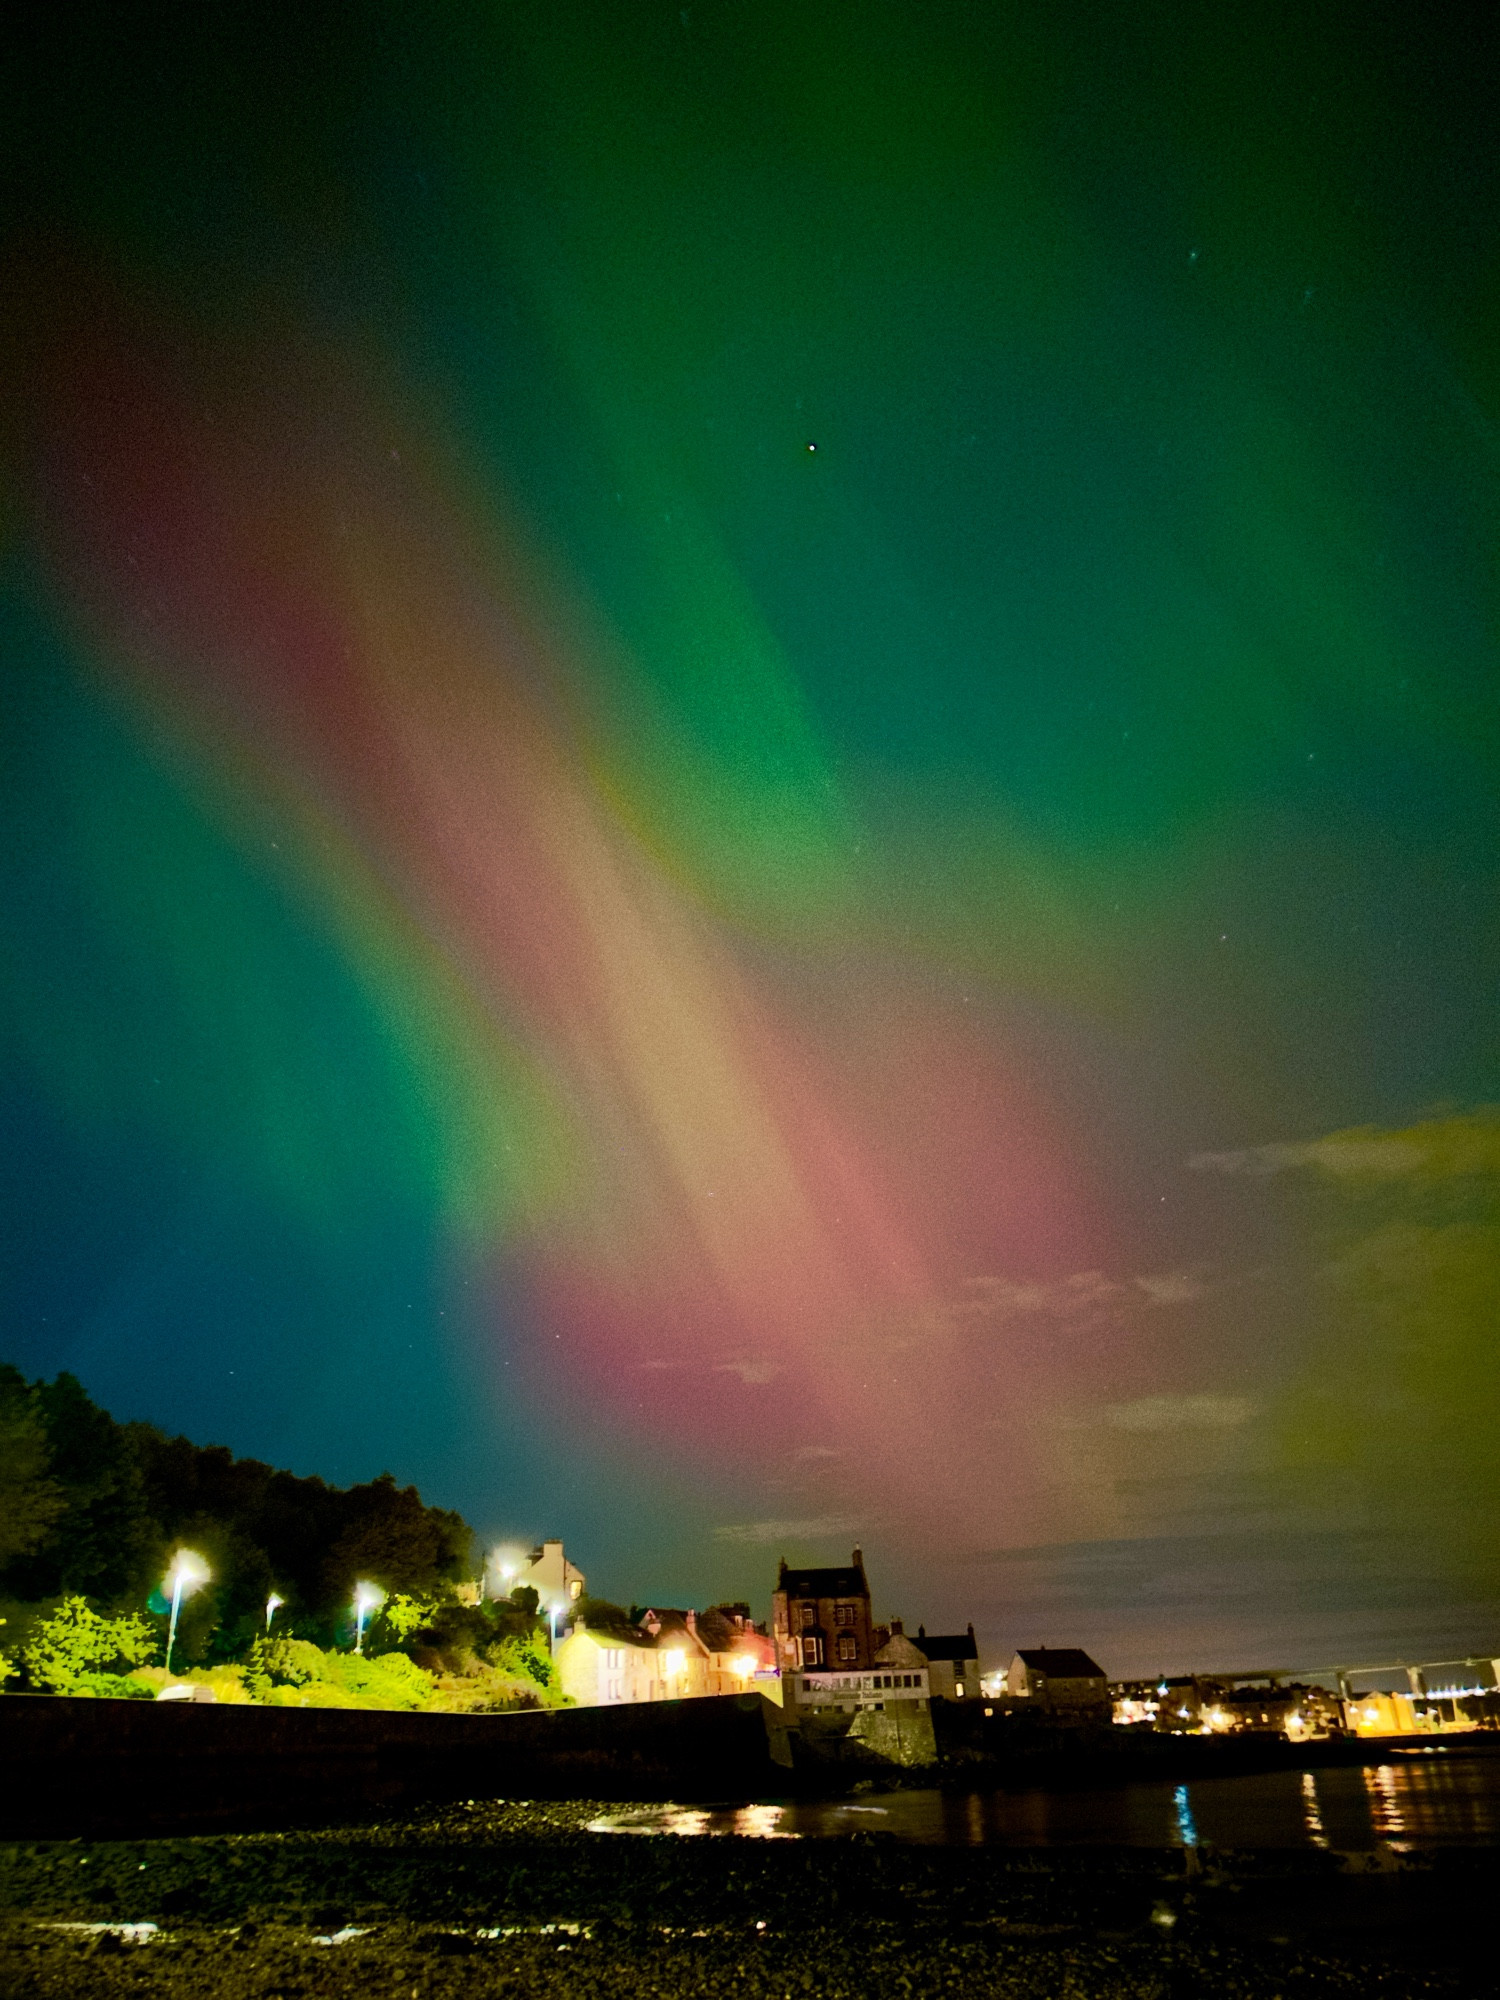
xmin=776 ymin=1561 xmax=868 ymax=1599
xmin=874 ymin=1632 xmax=928 ymax=1669
xmin=696 ymin=1606 xmax=762 ymax=1656
xmin=916 ymin=1632 xmax=979 ymax=1663
xmin=1014 ymin=1647 xmax=1105 ymax=1679
xmin=637 ymin=1608 xmax=710 ymax=1654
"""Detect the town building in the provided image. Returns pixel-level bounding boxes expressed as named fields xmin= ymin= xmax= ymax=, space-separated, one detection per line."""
xmin=492 ymin=1538 xmax=585 ymax=1613
xmin=554 ymin=1602 xmax=776 ymax=1708
xmin=1006 ymin=1647 xmax=1109 ymax=1715
xmin=915 ymin=1623 xmax=981 ymax=1701
xmin=772 ymin=1549 xmax=876 ymax=1672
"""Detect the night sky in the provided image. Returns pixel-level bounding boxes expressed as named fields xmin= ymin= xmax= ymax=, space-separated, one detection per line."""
xmin=3 ymin=2 xmax=1497 ymax=1677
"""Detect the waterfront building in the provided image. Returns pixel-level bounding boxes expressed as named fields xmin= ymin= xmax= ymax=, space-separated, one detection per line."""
xmin=914 ymin=1623 xmax=981 ymax=1701
xmin=1006 ymin=1647 xmax=1109 ymax=1715
xmin=772 ymin=1549 xmax=876 ymax=1672
xmin=555 ymin=1602 xmax=777 ymax=1707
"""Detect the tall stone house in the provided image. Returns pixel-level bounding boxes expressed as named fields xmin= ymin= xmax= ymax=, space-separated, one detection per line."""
xmin=771 ymin=1549 xmax=876 ymax=1671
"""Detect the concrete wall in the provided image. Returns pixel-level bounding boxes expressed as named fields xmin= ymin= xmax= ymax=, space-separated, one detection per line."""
xmin=0 ymin=1691 xmax=795 ymax=1839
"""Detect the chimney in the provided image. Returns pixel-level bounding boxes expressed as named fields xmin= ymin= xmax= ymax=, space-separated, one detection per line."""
xmin=685 ymin=1609 xmax=697 ymax=1634
xmin=890 ymin=1616 xmax=903 ymax=1635
xmin=853 ymin=1545 xmax=863 ymax=1568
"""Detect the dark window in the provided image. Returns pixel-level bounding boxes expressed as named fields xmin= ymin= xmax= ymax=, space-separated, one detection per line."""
xmin=798 ymin=1604 xmax=816 ymax=1630
xmin=837 ymin=1633 xmax=857 ymax=1663
xmin=834 ymin=1602 xmax=856 ymax=1626
xmin=801 ymin=1635 xmax=823 ymax=1667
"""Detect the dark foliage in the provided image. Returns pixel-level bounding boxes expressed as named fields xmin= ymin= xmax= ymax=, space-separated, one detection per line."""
xmin=0 ymin=1369 xmax=477 ymax=1655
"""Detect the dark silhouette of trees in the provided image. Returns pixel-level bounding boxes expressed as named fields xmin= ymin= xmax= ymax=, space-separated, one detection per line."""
xmin=0 ymin=1369 xmax=478 ymax=1656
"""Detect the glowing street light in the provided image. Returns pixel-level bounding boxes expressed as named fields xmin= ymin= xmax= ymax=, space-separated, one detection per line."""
xmin=731 ymin=1653 xmax=758 ymax=1682
xmin=662 ymin=1647 xmax=686 ymax=1682
xmin=353 ymin=1581 xmax=383 ymax=1655
xmin=265 ymin=1593 xmax=285 ymax=1634
xmin=163 ymin=1550 xmax=210 ymax=1674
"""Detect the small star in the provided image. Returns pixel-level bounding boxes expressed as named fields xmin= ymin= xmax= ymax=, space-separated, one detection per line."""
xmin=805 ymin=441 xmax=817 ymax=453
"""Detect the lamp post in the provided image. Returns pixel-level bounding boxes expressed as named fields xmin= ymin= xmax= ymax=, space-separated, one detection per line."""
xmin=265 ymin=1593 xmax=284 ymax=1635
xmin=353 ymin=1581 xmax=382 ymax=1655
xmin=163 ymin=1551 xmax=210 ymax=1674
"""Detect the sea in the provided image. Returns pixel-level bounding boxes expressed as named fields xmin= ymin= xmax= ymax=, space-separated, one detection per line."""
xmin=591 ymin=1744 xmax=1500 ymax=1849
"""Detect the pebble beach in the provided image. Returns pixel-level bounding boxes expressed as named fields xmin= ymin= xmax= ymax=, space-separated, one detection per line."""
xmin=2 ymin=1798 xmax=1493 ymax=1998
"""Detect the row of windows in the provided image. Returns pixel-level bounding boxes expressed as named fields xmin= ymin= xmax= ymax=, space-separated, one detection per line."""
xmin=796 ymin=1602 xmax=860 ymax=1629
xmin=799 ymin=1637 xmax=861 ymax=1666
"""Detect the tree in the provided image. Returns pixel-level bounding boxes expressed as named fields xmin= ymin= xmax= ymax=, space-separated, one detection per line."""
xmin=0 ymin=1367 xmax=64 ymax=1567
xmin=322 ymin=1472 xmax=472 ymax=1606
xmin=21 ymin=1598 xmax=156 ymax=1694
xmin=1 ymin=1373 xmax=153 ymax=1602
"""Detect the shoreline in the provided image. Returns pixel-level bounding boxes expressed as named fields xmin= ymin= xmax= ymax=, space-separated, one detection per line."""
xmin=3 ymin=1798 xmax=1497 ymax=1997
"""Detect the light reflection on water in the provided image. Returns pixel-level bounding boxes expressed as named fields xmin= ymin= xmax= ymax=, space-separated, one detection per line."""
xmin=589 ymin=1750 xmax=1500 ymax=1848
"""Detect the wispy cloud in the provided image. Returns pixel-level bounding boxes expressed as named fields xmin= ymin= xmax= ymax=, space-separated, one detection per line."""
xmin=714 ymin=1514 xmax=866 ymax=1546
xmin=715 ymin=1358 xmax=780 ymax=1386
xmin=958 ymin=1268 xmax=1206 ymax=1318
xmin=1099 ymin=1394 xmax=1254 ymax=1432
xmin=1189 ymin=1109 xmax=1500 ymax=1182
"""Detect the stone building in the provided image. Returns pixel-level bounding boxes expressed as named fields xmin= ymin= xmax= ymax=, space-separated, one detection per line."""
xmin=1006 ymin=1647 xmax=1109 ymax=1713
xmin=556 ymin=1602 xmax=776 ymax=1708
xmin=772 ymin=1549 xmax=876 ymax=1672
xmin=915 ymin=1623 xmax=981 ymax=1701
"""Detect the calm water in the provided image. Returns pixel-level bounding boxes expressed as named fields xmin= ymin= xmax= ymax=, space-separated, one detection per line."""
xmin=591 ymin=1748 xmax=1500 ymax=1849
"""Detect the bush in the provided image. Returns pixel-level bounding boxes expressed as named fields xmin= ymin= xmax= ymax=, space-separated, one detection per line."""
xmin=256 ymin=1636 xmax=436 ymax=1710
xmin=21 ymin=1598 xmax=157 ymax=1694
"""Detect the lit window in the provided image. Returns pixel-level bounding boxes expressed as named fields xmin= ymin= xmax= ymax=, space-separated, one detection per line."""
xmin=955 ymin=1680 xmax=966 ymax=1698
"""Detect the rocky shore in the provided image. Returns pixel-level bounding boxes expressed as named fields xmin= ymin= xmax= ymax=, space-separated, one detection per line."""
xmin=1 ymin=1797 xmax=1492 ymax=1998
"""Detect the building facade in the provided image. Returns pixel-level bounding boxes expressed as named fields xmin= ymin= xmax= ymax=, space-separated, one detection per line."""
xmin=915 ymin=1623 xmax=981 ymax=1700
xmin=504 ymin=1539 xmax=586 ymax=1613
xmin=555 ymin=1603 xmax=776 ymax=1708
xmin=1007 ymin=1647 xmax=1109 ymax=1713
xmin=772 ymin=1549 xmax=876 ymax=1672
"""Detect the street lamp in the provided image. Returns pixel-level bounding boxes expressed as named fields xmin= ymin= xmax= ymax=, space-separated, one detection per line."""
xmin=163 ymin=1550 xmax=210 ymax=1674
xmin=265 ymin=1593 xmax=284 ymax=1635
xmin=352 ymin=1581 xmax=383 ymax=1655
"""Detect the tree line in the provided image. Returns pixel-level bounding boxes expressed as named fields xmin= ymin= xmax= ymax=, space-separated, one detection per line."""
xmin=0 ymin=1364 xmax=478 ymax=1662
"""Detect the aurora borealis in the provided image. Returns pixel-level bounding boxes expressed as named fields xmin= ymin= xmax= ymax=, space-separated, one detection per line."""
xmin=3 ymin=2 xmax=1497 ymax=1674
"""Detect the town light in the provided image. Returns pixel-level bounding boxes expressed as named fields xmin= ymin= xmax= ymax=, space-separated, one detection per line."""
xmin=353 ymin=1581 xmax=383 ymax=1655
xmin=265 ymin=1593 xmax=285 ymax=1634
xmin=732 ymin=1653 xmax=758 ymax=1681
xmin=163 ymin=1550 xmax=210 ymax=1674
xmin=663 ymin=1647 xmax=686 ymax=1680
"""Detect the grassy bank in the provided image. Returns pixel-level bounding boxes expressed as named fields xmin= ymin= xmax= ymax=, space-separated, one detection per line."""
xmin=1 ymin=1799 xmax=1492 ymax=1997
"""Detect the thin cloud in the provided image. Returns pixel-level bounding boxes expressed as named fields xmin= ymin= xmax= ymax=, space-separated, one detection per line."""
xmin=1101 ymin=1394 xmax=1254 ymax=1432
xmin=715 ymin=1358 xmax=780 ymax=1386
xmin=714 ymin=1514 xmax=866 ymax=1546
xmin=960 ymin=1269 xmax=1206 ymax=1318
xmin=1189 ymin=1108 xmax=1500 ymax=1181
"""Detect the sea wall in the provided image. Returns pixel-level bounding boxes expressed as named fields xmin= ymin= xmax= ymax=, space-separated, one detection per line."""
xmin=0 ymin=1690 xmax=796 ymax=1839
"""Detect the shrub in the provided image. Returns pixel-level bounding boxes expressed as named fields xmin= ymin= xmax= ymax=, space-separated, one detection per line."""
xmin=21 ymin=1598 xmax=157 ymax=1694
xmin=255 ymin=1636 xmax=435 ymax=1710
